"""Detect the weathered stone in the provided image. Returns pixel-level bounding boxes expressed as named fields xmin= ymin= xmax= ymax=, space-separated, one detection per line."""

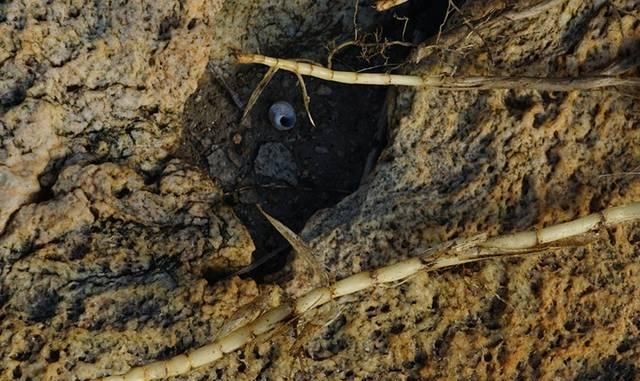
xmin=0 ymin=160 xmax=259 ymax=380
xmin=0 ymin=0 xmax=364 ymax=379
xmin=294 ymin=0 xmax=640 ymax=379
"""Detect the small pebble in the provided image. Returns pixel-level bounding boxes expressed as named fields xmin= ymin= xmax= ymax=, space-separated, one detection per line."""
xmin=254 ymin=142 xmax=298 ymax=186
xmin=314 ymin=146 xmax=329 ymax=154
xmin=207 ymin=145 xmax=239 ymax=187
xmin=317 ymin=85 xmax=333 ymax=96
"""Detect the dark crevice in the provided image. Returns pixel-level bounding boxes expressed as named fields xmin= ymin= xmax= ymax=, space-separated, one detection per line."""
xmin=179 ymin=0 xmax=453 ymax=283
xmin=575 ymin=357 xmax=637 ymax=381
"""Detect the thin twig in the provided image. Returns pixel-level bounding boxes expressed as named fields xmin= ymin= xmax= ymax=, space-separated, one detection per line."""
xmin=98 ymin=202 xmax=640 ymax=381
xmin=415 ymin=0 xmax=568 ymax=63
xmin=294 ymin=71 xmax=316 ymax=127
xmin=447 ymin=0 xmax=495 ymax=65
xmin=236 ymin=53 xmax=640 ymax=90
xmin=208 ymin=63 xmax=245 ymax=110
xmin=241 ymin=66 xmax=279 ymax=121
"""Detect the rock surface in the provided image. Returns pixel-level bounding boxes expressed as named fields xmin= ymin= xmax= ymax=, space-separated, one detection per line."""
xmin=0 ymin=160 xmax=260 ymax=380
xmin=294 ymin=0 xmax=640 ymax=379
xmin=1 ymin=0 xmax=640 ymax=380
xmin=254 ymin=142 xmax=299 ymax=186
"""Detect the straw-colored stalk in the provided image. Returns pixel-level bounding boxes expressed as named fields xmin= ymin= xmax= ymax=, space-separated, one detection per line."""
xmin=375 ymin=0 xmax=408 ymax=12
xmin=98 ymin=202 xmax=640 ymax=381
xmin=235 ymin=53 xmax=640 ymax=90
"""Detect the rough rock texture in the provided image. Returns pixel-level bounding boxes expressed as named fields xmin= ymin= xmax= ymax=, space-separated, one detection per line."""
xmin=293 ymin=0 xmax=640 ymax=379
xmin=2 ymin=0 xmax=640 ymax=380
xmin=0 ymin=0 xmax=364 ymax=380
xmin=0 ymin=0 xmax=223 ymax=232
xmin=0 ymin=0 xmax=359 ymax=233
xmin=0 ymin=160 xmax=262 ymax=380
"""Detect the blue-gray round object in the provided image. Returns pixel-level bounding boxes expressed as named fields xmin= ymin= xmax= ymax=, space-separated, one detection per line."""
xmin=269 ymin=101 xmax=296 ymax=131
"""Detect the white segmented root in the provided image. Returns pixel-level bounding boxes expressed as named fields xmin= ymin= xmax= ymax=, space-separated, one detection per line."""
xmin=237 ymin=54 xmax=423 ymax=86
xmin=98 ymin=202 xmax=640 ymax=380
xmin=235 ymin=54 xmax=640 ymax=90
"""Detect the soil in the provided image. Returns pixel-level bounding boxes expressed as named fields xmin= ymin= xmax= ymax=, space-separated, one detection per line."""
xmin=179 ymin=57 xmax=389 ymax=280
xmin=178 ymin=0 xmax=452 ymax=281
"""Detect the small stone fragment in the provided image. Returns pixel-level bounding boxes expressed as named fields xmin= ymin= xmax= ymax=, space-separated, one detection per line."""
xmin=207 ymin=145 xmax=239 ymax=187
xmin=317 ymin=85 xmax=333 ymax=96
xmin=314 ymin=146 xmax=329 ymax=154
xmin=254 ymin=142 xmax=298 ymax=186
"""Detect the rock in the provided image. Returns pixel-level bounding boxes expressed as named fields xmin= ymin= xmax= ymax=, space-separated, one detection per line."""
xmin=314 ymin=145 xmax=330 ymax=154
xmin=254 ymin=142 xmax=299 ymax=186
xmin=0 ymin=0 xmax=365 ymax=378
xmin=295 ymin=0 xmax=640 ymax=379
xmin=0 ymin=0 xmax=221 ymax=233
xmin=207 ymin=145 xmax=239 ymax=187
xmin=0 ymin=160 xmax=258 ymax=380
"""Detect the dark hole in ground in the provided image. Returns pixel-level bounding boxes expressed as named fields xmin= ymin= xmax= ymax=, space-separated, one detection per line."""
xmin=179 ymin=0 xmax=455 ymax=283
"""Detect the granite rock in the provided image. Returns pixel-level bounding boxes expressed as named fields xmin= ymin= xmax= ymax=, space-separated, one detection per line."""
xmin=0 ymin=0 xmax=364 ymax=379
xmin=294 ymin=0 xmax=640 ymax=379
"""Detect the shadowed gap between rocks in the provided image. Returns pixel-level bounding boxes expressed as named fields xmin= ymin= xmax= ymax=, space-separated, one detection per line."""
xmin=179 ymin=0 xmax=457 ymax=284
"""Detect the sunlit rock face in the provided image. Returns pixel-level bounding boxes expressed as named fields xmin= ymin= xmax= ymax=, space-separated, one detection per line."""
xmin=298 ymin=0 xmax=640 ymax=379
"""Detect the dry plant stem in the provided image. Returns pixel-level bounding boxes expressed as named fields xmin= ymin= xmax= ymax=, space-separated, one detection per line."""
xmin=375 ymin=0 xmax=408 ymax=12
xmin=98 ymin=202 xmax=640 ymax=381
xmin=413 ymin=0 xmax=579 ymax=63
xmin=208 ymin=63 xmax=245 ymax=110
xmin=236 ymin=54 xmax=640 ymax=90
xmin=501 ymin=0 xmax=567 ymax=22
xmin=294 ymin=72 xmax=316 ymax=127
xmin=241 ymin=66 xmax=278 ymax=121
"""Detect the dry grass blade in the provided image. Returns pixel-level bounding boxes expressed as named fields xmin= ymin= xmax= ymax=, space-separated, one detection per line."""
xmin=257 ymin=205 xmax=328 ymax=287
xmin=375 ymin=0 xmax=408 ymax=12
xmin=208 ymin=63 xmax=245 ymax=110
xmin=214 ymin=295 xmax=272 ymax=340
xmin=257 ymin=206 xmax=337 ymax=358
xmin=97 ymin=202 xmax=640 ymax=381
xmin=241 ymin=65 xmax=279 ymax=121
